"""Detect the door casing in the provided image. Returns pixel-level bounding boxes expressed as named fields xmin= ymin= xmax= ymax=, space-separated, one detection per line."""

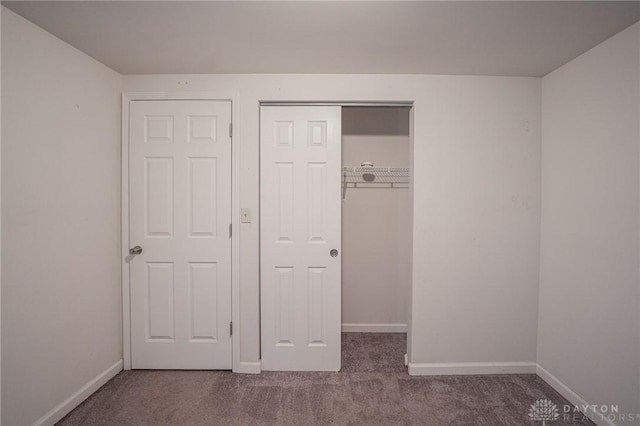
xmin=258 ymin=101 xmax=414 ymax=370
xmin=121 ymin=92 xmax=240 ymax=372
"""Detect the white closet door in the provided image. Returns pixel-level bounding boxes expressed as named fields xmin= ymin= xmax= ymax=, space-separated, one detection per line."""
xmin=260 ymin=106 xmax=342 ymax=371
xmin=129 ymin=100 xmax=232 ymax=369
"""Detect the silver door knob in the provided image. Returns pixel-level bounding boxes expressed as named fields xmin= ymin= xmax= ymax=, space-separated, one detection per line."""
xmin=330 ymin=249 xmax=339 ymax=257
xmin=129 ymin=246 xmax=143 ymax=255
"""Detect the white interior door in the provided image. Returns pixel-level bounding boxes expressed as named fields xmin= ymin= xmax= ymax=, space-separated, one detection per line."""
xmin=129 ymin=100 xmax=232 ymax=369
xmin=260 ymin=106 xmax=342 ymax=371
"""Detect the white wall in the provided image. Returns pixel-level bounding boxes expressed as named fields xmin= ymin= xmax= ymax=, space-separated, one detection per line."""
xmin=1 ymin=8 xmax=122 ymax=425
xmin=342 ymin=107 xmax=411 ymax=330
xmin=123 ymin=72 xmax=541 ymax=367
xmin=539 ymin=22 xmax=640 ymax=423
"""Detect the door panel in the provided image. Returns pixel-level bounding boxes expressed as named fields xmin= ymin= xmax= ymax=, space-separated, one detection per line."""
xmin=130 ymin=100 xmax=232 ymax=369
xmin=260 ymin=106 xmax=342 ymax=371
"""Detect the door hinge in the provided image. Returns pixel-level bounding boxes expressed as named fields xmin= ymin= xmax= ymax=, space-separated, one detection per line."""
xmin=229 ymin=123 xmax=233 ymax=138
xmin=229 ymin=223 xmax=232 ymax=238
xmin=230 ymin=321 xmax=233 ymax=336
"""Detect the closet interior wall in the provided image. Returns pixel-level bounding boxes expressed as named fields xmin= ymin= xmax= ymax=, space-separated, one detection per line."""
xmin=341 ymin=107 xmax=412 ymax=332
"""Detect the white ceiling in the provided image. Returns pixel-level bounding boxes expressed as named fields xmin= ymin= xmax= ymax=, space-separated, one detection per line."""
xmin=3 ymin=1 xmax=640 ymax=77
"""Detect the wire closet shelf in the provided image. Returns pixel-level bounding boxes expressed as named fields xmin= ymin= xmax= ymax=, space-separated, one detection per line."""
xmin=342 ymin=166 xmax=410 ymax=199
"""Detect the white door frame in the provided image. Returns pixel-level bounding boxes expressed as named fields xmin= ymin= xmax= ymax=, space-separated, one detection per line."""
xmin=258 ymin=100 xmax=415 ymax=369
xmin=121 ymin=92 xmax=241 ymax=371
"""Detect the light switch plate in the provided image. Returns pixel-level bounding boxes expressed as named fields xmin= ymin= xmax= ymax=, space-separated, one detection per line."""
xmin=240 ymin=208 xmax=251 ymax=223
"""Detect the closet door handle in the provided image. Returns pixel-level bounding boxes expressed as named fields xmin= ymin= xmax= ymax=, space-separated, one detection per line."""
xmin=330 ymin=249 xmax=339 ymax=257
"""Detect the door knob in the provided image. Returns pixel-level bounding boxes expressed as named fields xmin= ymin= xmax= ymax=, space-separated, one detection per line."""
xmin=330 ymin=249 xmax=339 ymax=257
xmin=129 ymin=246 xmax=143 ymax=255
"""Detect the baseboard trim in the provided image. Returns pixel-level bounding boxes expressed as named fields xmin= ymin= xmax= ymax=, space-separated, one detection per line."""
xmin=408 ymin=362 xmax=536 ymax=376
xmin=234 ymin=361 xmax=261 ymax=374
xmin=536 ymin=364 xmax=614 ymax=426
xmin=34 ymin=359 xmax=123 ymax=426
xmin=341 ymin=323 xmax=408 ymax=333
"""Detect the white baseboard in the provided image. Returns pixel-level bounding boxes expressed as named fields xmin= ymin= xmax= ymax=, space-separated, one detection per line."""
xmin=536 ymin=364 xmax=615 ymax=426
xmin=234 ymin=361 xmax=261 ymax=374
xmin=408 ymin=361 xmax=536 ymax=376
xmin=34 ymin=359 xmax=123 ymax=426
xmin=341 ymin=323 xmax=408 ymax=333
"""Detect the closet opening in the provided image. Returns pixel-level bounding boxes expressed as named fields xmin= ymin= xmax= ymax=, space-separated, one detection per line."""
xmin=341 ymin=106 xmax=413 ymax=370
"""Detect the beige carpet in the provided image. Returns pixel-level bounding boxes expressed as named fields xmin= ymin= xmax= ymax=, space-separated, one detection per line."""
xmin=58 ymin=333 xmax=593 ymax=425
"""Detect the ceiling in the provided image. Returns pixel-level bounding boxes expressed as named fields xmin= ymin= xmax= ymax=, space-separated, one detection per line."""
xmin=3 ymin=1 xmax=640 ymax=77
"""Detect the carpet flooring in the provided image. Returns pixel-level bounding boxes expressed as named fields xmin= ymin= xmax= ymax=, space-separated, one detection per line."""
xmin=58 ymin=333 xmax=594 ymax=425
